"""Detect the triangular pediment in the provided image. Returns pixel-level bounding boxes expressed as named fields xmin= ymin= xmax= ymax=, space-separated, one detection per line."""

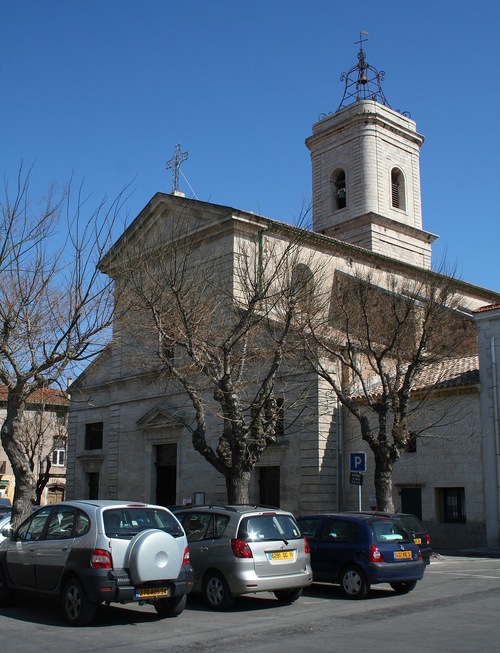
xmin=70 ymin=345 xmax=113 ymax=390
xmin=99 ymin=193 xmax=248 ymax=275
xmin=136 ymin=404 xmax=185 ymax=430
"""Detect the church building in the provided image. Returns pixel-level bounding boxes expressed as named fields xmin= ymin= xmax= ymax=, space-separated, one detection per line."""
xmin=66 ymin=43 xmax=500 ymax=549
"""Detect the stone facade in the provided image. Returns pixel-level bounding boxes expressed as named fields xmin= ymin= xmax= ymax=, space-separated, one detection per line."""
xmin=66 ymin=191 xmax=500 ymax=549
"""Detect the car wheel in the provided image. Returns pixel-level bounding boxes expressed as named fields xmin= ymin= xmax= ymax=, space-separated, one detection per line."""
xmin=203 ymin=571 xmax=234 ymax=610
xmin=61 ymin=577 xmax=97 ymax=626
xmin=340 ymin=565 xmax=370 ymax=599
xmin=390 ymin=580 xmax=417 ymax=594
xmin=274 ymin=588 xmax=303 ymax=603
xmin=154 ymin=593 xmax=186 ymax=617
xmin=127 ymin=530 xmax=182 ymax=584
xmin=0 ymin=565 xmax=13 ymax=607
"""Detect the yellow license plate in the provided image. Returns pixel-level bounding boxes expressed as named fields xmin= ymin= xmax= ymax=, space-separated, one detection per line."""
xmin=414 ymin=538 xmax=422 ymax=545
xmin=136 ymin=587 xmax=169 ymax=598
xmin=268 ymin=551 xmax=294 ymax=561
xmin=394 ymin=550 xmax=412 ymax=559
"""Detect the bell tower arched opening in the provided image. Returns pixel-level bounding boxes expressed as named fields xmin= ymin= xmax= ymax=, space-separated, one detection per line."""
xmin=331 ymin=168 xmax=347 ymax=211
xmin=391 ymin=167 xmax=406 ymax=211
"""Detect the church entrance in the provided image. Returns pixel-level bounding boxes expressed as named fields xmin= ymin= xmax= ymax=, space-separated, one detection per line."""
xmin=155 ymin=443 xmax=177 ymax=507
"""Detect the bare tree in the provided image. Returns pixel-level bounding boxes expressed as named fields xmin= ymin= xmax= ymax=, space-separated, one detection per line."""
xmin=111 ymin=211 xmax=314 ymax=504
xmin=300 ymin=265 xmax=477 ymax=512
xmin=0 ymin=166 xmax=126 ymax=526
xmin=13 ymin=391 xmax=68 ymax=505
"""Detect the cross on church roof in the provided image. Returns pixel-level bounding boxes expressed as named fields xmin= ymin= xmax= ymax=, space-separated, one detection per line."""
xmin=354 ymin=30 xmax=369 ymax=51
xmin=166 ymin=143 xmax=188 ymax=194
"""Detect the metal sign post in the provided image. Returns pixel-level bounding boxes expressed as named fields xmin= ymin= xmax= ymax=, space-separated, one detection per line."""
xmin=349 ymin=471 xmax=364 ymax=510
xmin=349 ymin=453 xmax=367 ymax=510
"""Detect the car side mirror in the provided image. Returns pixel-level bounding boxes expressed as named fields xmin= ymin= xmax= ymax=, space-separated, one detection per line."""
xmin=1 ymin=525 xmax=13 ymax=540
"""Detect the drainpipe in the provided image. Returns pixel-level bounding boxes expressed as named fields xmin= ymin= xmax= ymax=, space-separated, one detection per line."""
xmin=491 ymin=337 xmax=500 ymax=531
xmin=337 ymin=398 xmax=344 ymax=511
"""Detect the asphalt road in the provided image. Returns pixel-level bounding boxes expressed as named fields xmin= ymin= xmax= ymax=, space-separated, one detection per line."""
xmin=1 ymin=554 xmax=499 ymax=653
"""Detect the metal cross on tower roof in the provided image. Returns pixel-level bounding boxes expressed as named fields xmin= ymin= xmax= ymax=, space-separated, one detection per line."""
xmin=166 ymin=143 xmax=188 ymax=194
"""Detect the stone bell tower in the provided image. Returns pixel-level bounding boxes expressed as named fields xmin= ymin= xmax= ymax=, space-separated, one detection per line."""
xmin=306 ymin=36 xmax=437 ymax=269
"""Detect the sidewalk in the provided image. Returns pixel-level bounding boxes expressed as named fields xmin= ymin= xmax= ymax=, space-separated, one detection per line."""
xmin=433 ymin=547 xmax=500 ymax=559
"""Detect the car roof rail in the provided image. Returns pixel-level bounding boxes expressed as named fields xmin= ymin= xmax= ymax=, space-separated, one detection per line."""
xmin=177 ymin=504 xmax=282 ymax=513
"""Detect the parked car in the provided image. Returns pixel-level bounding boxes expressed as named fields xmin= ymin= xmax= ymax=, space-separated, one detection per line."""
xmin=297 ymin=512 xmax=425 ymax=599
xmin=0 ymin=500 xmax=194 ymax=625
xmin=0 ymin=499 xmax=11 ymax=515
xmin=0 ymin=515 xmax=10 ymax=545
xmin=347 ymin=511 xmax=432 ymax=564
xmin=174 ymin=505 xmax=312 ymax=610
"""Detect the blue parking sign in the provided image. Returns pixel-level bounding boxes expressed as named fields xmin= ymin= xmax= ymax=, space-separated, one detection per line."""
xmin=350 ymin=452 xmax=366 ymax=472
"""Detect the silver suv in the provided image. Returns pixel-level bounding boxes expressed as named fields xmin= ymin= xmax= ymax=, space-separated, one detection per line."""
xmin=174 ymin=505 xmax=312 ymax=610
xmin=0 ymin=500 xmax=194 ymax=625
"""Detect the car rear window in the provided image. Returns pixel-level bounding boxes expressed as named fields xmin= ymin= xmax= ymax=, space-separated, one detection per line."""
xmin=181 ymin=512 xmax=230 ymax=541
xmin=238 ymin=514 xmax=302 ymax=542
xmin=103 ymin=508 xmax=183 ymax=538
xmin=392 ymin=514 xmax=424 ymax=532
xmin=297 ymin=518 xmax=321 ymax=539
xmin=370 ymin=519 xmax=411 ymax=543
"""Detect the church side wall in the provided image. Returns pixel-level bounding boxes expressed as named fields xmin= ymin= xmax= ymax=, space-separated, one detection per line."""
xmin=342 ymin=390 xmax=486 ymax=550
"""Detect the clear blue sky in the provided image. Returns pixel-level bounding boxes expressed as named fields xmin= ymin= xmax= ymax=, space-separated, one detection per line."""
xmin=1 ymin=1 xmax=499 ymax=293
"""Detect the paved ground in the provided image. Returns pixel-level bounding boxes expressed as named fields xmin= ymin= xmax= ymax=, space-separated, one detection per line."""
xmin=1 ymin=553 xmax=499 ymax=652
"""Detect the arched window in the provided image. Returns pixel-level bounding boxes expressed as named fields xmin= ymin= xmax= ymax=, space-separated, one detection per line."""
xmin=331 ymin=168 xmax=347 ymax=211
xmin=391 ymin=167 xmax=406 ymax=211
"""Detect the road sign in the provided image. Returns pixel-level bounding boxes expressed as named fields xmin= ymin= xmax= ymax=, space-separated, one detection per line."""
xmin=350 ymin=452 xmax=366 ymax=472
xmin=349 ymin=472 xmax=364 ymax=486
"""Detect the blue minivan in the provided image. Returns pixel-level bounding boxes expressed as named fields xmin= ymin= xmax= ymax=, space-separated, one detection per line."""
xmin=297 ymin=512 xmax=425 ymax=599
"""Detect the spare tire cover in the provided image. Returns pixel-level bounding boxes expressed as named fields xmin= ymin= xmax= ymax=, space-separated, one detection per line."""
xmin=126 ymin=529 xmax=182 ymax=584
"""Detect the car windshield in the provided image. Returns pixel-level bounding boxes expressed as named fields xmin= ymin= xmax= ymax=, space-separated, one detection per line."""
xmin=370 ymin=519 xmax=411 ymax=543
xmin=103 ymin=508 xmax=183 ymax=538
xmin=238 ymin=514 xmax=302 ymax=542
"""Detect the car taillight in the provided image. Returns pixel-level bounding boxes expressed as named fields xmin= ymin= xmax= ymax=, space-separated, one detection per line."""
xmin=417 ymin=549 xmax=422 ymax=560
xmin=182 ymin=546 xmax=190 ymax=565
xmin=303 ymin=536 xmax=310 ymax=554
xmin=369 ymin=544 xmax=382 ymax=562
xmin=425 ymin=533 xmax=431 ymax=545
xmin=90 ymin=548 xmax=112 ymax=569
xmin=231 ymin=538 xmax=253 ymax=559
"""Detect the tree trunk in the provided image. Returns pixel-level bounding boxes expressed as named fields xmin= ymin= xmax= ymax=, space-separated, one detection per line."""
xmin=0 ymin=394 xmax=38 ymax=527
xmin=226 ymin=468 xmax=252 ymax=505
xmin=373 ymin=454 xmax=395 ymax=512
xmin=36 ymin=455 xmax=52 ymax=505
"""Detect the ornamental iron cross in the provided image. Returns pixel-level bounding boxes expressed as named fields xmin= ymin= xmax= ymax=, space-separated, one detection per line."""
xmin=166 ymin=143 xmax=188 ymax=194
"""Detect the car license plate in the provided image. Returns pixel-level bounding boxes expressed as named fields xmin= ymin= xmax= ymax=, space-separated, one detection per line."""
xmin=414 ymin=538 xmax=422 ymax=545
xmin=136 ymin=587 xmax=169 ymax=598
xmin=268 ymin=551 xmax=294 ymax=561
xmin=394 ymin=550 xmax=412 ymax=559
